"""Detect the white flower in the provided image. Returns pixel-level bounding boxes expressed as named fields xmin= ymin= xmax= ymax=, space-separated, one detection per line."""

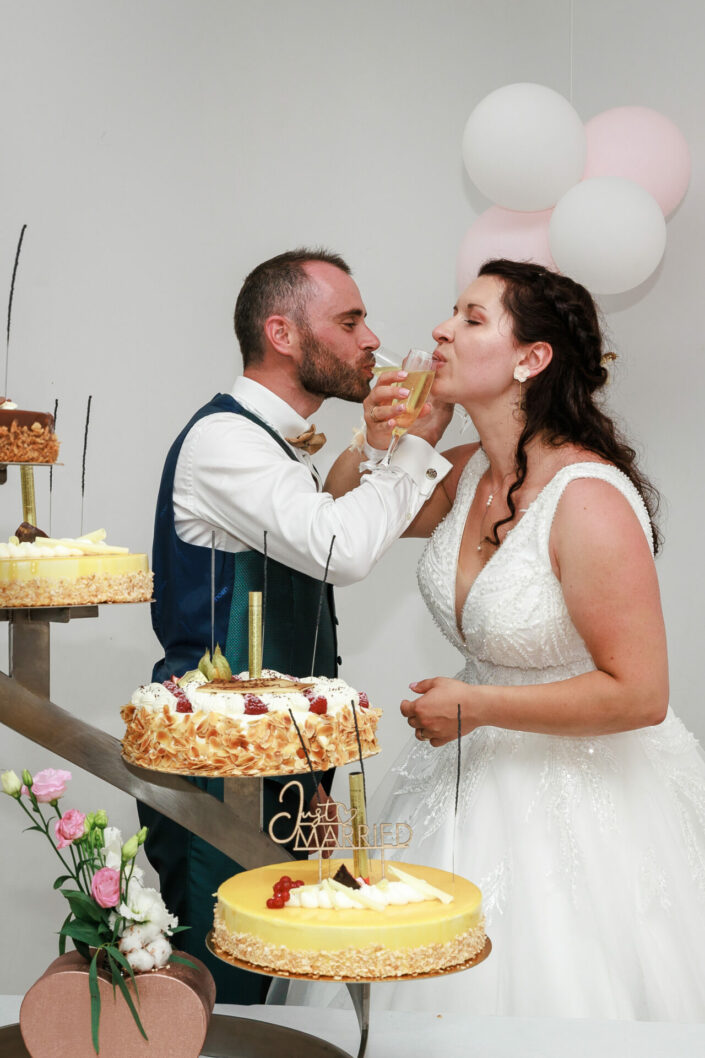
xmin=117 ymin=879 xmax=178 ymax=935
xmin=102 ymin=826 xmax=143 ymax=882
xmin=102 ymin=826 xmax=123 ymax=870
xmin=124 ymin=947 xmax=155 ymax=972
xmin=146 ymin=935 xmax=172 ymax=968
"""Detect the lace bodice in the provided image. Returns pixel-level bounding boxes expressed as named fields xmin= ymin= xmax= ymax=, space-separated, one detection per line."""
xmin=418 ymin=448 xmax=653 ymax=687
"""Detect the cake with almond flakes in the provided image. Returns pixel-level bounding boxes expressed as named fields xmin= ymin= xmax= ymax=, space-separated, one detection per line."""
xmin=121 ymin=658 xmax=381 ymax=777
xmin=211 ymin=859 xmax=486 ymax=979
xmin=0 ymin=398 xmax=59 ymax=463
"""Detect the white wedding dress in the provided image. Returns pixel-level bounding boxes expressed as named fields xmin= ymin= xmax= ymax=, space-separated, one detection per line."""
xmin=363 ymin=449 xmax=705 ymax=1021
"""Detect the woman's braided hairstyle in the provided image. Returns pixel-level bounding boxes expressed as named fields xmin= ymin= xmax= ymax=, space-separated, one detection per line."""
xmin=477 ymin=258 xmax=661 ymax=552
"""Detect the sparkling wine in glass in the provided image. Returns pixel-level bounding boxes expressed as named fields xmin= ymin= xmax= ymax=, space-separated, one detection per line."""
xmin=379 ymin=348 xmax=436 ymax=466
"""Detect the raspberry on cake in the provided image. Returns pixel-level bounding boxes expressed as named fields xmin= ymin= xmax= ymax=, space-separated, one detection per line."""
xmin=121 ymin=660 xmax=380 ymax=777
xmin=211 ymin=859 xmax=486 ymax=979
xmin=0 ymin=399 xmax=60 ymax=464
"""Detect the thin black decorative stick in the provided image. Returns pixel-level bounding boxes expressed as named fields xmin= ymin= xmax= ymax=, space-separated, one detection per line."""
xmin=310 ymin=534 xmax=336 ymax=675
xmin=5 ymin=224 xmax=27 ymax=397
xmin=288 ymin=707 xmax=324 ymax=878
xmin=262 ymin=530 xmax=268 ymax=667
xmin=80 ymin=395 xmax=92 ymax=536
xmin=49 ymin=397 xmax=58 ymax=535
xmin=210 ymin=530 xmax=216 ymax=656
xmin=453 ymin=703 xmax=462 ymax=880
xmin=350 ymin=699 xmax=367 ymax=809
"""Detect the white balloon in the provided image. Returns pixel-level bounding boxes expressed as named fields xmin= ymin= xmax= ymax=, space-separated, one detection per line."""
xmin=549 ymin=177 xmax=667 ymax=294
xmin=462 ymin=83 xmax=586 ymax=211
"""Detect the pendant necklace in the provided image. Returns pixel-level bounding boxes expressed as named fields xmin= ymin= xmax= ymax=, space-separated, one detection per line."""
xmin=477 ymin=492 xmax=494 ymax=551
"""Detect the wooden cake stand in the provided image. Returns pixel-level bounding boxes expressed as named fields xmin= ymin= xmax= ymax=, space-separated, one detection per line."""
xmin=0 ymin=466 xmax=490 ymax=1058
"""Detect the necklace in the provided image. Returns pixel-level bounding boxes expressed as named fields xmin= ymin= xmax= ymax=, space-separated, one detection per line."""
xmin=477 ymin=492 xmax=494 ymax=551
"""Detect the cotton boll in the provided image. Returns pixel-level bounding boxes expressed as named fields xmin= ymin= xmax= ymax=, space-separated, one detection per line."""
xmin=146 ymin=935 xmax=172 ymax=968
xmin=125 ymin=947 xmax=156 ymax=972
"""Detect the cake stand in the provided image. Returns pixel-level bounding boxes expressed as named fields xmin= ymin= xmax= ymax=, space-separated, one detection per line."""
xmin=206 ymin=932 xmax=492 ymax=1058
xmin=0 ymin=465 xmax=490 ymax=1058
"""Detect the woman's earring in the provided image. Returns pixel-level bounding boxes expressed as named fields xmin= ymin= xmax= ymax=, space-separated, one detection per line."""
xmin=513 ymin=364 xmax=530 ymax=408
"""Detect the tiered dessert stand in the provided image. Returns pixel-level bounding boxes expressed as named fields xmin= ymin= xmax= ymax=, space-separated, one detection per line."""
xmin=0 ymin=462 xmax=489 ymax=1058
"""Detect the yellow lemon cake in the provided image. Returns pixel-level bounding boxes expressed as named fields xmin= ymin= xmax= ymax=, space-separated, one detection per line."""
xmin=212 ymin=859 xmax=486 ymax=979
xmin=0 ymin=529 xmax=153 ymax=606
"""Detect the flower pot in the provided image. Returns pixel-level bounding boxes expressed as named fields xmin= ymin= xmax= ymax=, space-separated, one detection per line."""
xmin=20 ymin=949 xmax=215 ymax=1058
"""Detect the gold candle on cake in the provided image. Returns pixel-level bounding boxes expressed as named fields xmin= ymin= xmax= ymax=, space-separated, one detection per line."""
xmin=248 ymin=591 xmax=262 ymax=679
xmin=20 ymin=465 xmax=37 ymax=526
xmin=348 ymin=771 xmax=370 ymax=879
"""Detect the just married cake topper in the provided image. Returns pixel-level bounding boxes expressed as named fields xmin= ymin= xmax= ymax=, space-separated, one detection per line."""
xmin=268 ymin=777 xmax=412 ymax=857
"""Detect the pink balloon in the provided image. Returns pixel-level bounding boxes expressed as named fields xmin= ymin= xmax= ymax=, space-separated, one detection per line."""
xmin=456 ymin=206 xmax=555 ymax=291
xmin=583 ymin=106 xmax=690 ymax=216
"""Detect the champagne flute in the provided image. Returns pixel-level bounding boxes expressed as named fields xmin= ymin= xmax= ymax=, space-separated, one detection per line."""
xmin=379 ymin=348 xmax=436 ymax=466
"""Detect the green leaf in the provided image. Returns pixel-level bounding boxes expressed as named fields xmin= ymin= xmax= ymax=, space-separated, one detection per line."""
xmin=53 ymin=874 xmax=74 ymax=890
xmin=108 ymin=953 xmax=148 ymax=1042
xmin=169 ymin=924 xmax=190 ymax=935
xmin=60 ymin=889 xmax=108 ymax=924
xmin=22 ymin=824 xmax=44 ymax=834
xmin=57 ymin=910 xmax=73 ymax=956
xmin=88 ymin=951 xmax=102 ymax=1055
xmin=168 ymin=953 xmax=197 ymax=969
xmin=60 ymin=920 xmax=105 ymax=947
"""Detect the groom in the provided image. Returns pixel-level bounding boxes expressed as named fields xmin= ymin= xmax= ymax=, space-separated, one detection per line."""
xmin=143 ymin=247 xmax=451 ymax=1002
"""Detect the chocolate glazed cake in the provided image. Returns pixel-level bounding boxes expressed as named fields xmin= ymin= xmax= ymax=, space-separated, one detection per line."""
xmin=0 ymin=400 xmax=60 ymax=463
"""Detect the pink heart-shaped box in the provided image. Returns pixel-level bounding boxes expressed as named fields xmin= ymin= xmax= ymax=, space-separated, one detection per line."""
xmin=20 ymin=950 xmax=215 ymax=1058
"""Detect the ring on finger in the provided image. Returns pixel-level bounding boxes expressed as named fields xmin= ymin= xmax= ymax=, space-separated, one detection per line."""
xmin=371 ymin=406 xmax=380 ymax=423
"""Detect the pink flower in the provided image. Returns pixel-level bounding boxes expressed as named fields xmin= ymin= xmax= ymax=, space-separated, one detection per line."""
xmin=23 ymin=768 xmax=72 ymax=803
xmin=54 ymin=809 xmax=86 ymax=849
xmin=91 ymin=867 xmax=121 ymax=909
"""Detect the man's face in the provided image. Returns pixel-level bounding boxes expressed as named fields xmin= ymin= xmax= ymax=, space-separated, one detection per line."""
xmin=295 ymin=261 xmax=380 ymax=403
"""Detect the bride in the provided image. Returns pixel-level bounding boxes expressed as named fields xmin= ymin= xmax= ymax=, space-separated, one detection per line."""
xmin=348 ymin=259 xmax=705 ymax=1020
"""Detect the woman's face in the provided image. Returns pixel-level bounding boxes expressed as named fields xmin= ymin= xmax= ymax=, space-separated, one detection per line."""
xmin=430 ymin=274 xmax=519 ymax=406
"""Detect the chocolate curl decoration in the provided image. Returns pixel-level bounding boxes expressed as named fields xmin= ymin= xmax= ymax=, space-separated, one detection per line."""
xmin=210 ymin=530 xmax=216 ymax=656
xmin=453 ymin=703 xmax=462 ymax=880
xmin=262 ymin=530 xmax=268 ymax=666
xmin=310 ymin=534 xmax=335 ymax=675
xmin=5 ymin=223 xmax=27 ymax=397
xmin=49 ymin=398 xmax=58 ymax=535
xmin=80 ymin=394 xmax=92 ymax=536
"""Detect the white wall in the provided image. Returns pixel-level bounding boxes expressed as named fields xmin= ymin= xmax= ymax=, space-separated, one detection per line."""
xmin=1 ymin=0 xmax=703 ymax=991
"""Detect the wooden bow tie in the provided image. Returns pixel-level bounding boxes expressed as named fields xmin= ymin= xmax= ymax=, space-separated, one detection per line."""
xmin=285 ymin=424 xmax=327 ymax=455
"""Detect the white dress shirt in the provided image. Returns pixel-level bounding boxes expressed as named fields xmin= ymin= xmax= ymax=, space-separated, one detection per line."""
xmin=173 ymin=377 xmax=451 ymax=587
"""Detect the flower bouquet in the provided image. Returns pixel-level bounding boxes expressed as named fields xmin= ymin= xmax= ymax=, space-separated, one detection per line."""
xmin=2 ymin=766 xmax=192 ymax=1054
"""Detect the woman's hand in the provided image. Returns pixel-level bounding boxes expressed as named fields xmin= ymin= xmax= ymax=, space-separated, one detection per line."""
xmin=363 ymin=369 xmax=409 ymax=450
xmin=401 ymin=677 xmax=485 ymax=747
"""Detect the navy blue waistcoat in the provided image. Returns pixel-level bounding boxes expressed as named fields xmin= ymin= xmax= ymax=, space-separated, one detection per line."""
xmin=151 ymin=392 xmax=338 ymax=682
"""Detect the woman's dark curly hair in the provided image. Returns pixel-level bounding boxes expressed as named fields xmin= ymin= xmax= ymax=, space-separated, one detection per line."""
xmin=477 ymin=258 xmax=661 ymax=552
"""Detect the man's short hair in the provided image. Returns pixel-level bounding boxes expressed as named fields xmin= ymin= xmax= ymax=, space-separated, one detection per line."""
xmin=234 ymin=247 xmax=351 ymax=368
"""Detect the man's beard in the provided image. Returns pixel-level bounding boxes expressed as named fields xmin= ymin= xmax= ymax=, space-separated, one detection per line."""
xmin=297 ymin=327 xmax=371 ymax=403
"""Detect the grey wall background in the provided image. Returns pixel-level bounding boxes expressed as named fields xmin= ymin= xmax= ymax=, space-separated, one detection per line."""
xmin=1 ymin=0 xmax=702 ymax=991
